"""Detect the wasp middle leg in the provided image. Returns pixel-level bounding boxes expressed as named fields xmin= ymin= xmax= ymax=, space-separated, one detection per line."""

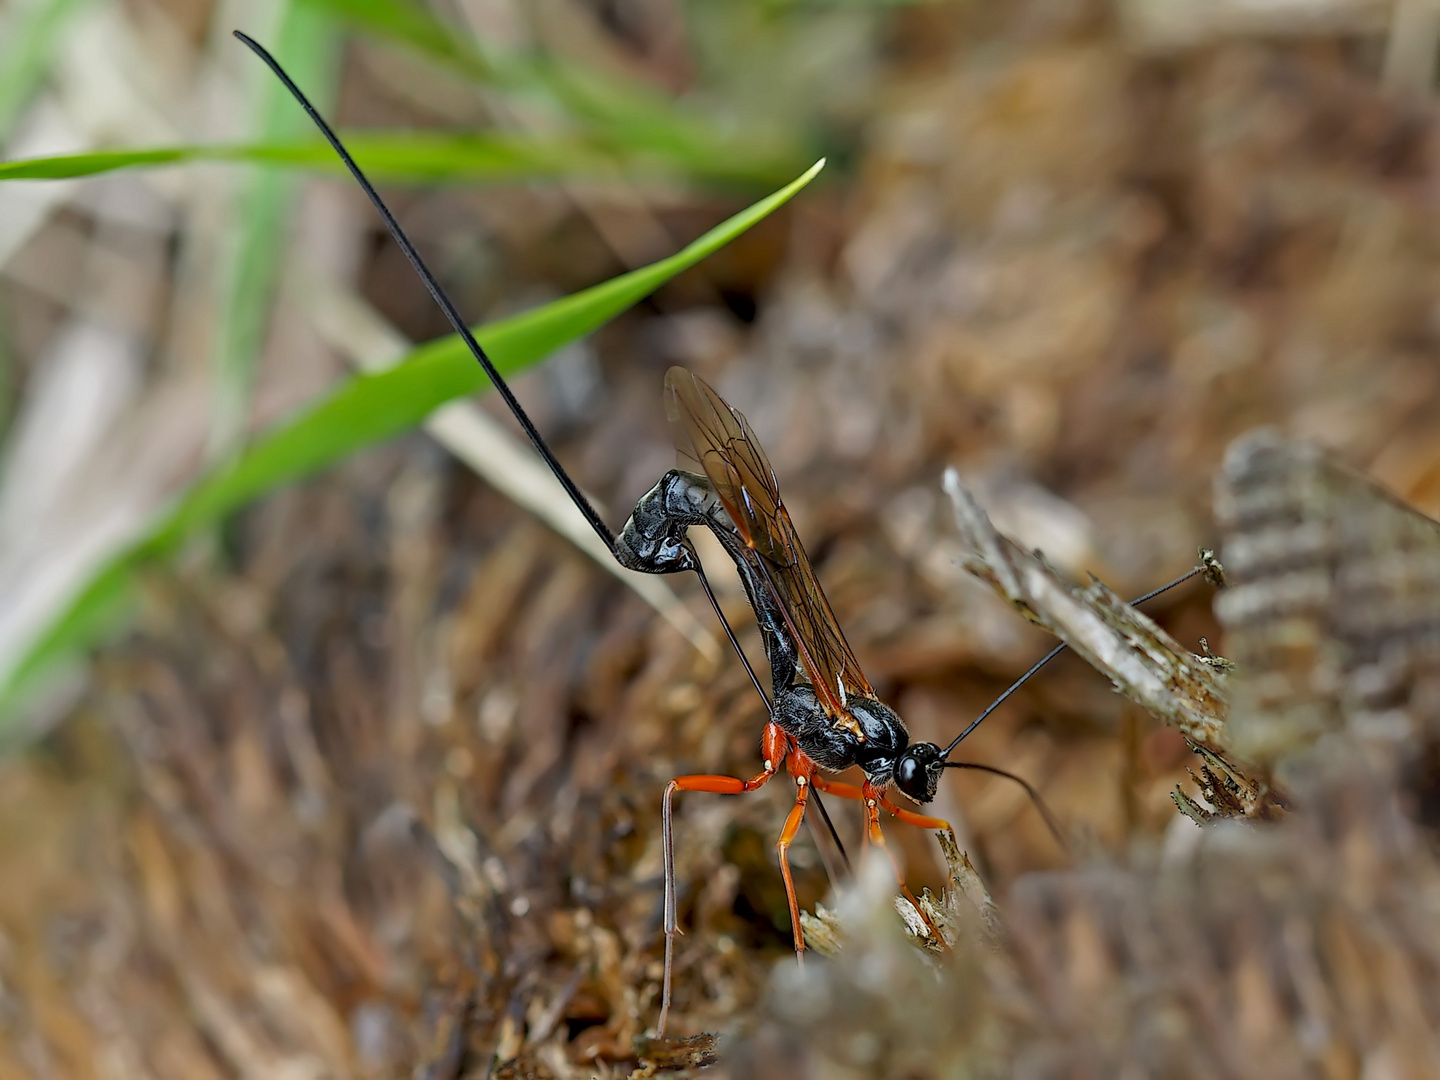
xmin=807 ymin=774 xmax=953 ymax=941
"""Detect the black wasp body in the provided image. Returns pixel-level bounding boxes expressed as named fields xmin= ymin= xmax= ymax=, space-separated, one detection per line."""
xmin=616 ymin=467 xmax=942 ymax=800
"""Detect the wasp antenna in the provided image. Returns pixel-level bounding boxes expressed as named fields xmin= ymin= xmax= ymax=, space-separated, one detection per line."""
xmin=942 ymin=761 xmax=1068 ymax=851
xmin=940 ymin=644 xmax=1064 ymax=758
xmin=941 ymin=563 xmax=1210 ymax=758
xmin=1127 ymin=563 xmax=1206 ymax=607
xmin=231 ymin=31 xmax=616 ymax=553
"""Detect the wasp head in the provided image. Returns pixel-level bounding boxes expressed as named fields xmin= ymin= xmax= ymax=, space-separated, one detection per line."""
xmin=892 ymin=741 xmax=945 ymax=804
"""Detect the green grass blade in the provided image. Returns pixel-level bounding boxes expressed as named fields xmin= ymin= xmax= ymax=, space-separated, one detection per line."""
xmin=0 ymin=158 xmax=824 ymax=722
xmin=0 ymin=139 xmax=580 ymax=182
xmin=0 ymin=147 xmax=190 ymax=179
xmin=0 ymin=130 xmax=797 ymax=187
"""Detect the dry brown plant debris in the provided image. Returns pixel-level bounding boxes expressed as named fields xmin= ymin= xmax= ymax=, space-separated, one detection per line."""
xmin=1217 ymin=429 xmax=1440 ymax=769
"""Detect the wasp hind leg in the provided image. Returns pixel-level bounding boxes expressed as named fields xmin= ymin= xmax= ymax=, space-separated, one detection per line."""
xmin=657 ymin=722 xmax=788 ymax=1035
xmin=775 ymin=765 xmax=815 ymax=962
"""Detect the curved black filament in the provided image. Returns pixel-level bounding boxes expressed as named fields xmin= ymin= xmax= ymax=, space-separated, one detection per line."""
xmin=941 ymin=564 xmax=1207 ymax=759
xmin=942 ymin=761 xmax=1067 ymax=850
xmin=232 ymin=30 xmax=616 ymax=553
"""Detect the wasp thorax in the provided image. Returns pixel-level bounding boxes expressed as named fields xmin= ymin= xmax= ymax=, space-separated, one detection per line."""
xmin=850 ymin=698 xmax=908 ymax=785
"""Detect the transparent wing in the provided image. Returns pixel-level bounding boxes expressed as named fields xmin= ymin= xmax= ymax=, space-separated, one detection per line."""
xmin=664 ymin=367 xmax=876 ymax=720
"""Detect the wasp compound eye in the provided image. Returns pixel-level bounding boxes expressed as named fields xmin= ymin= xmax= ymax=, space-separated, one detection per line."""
xmin=894 ymin=742 xmax=944 ymax=803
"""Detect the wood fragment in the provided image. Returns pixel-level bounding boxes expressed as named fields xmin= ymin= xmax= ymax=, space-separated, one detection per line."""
xmin=631 ymin=1032 xmax=720 ymax=1074
xmin=1171 ymin=736 xmax=1287 ymax=824
xmin=798 ymin=904 xmax=844 ymax=957
xmin=943 ymin=468 xmax=1232 ymax=753
xmin=936 ymin=830 xmax=1005 ymax=947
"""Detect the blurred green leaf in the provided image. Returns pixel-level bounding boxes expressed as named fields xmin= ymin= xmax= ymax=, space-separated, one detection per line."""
xmin=0 ymin=147 xmax=191 ymax=178
xmin=296 ymin=0 xmax=807 ymax=177
xmin=0 ymin=0 xmax=97 ymax=139
xmin=295 ymin=0 xmax=485 ymax=76
xmin=0 ymin=138 xmax=580 ymax=180
xmin=211 ymin=2 xmax=341 ymax=456
xmin=0 ymin=158 xmax=824 ymax=727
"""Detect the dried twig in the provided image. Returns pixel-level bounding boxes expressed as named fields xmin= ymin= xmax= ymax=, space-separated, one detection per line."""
xmin=943 ymin=468 xmax=1231 ymax=752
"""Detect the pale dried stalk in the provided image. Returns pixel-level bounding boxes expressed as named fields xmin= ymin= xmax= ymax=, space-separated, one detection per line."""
xmin=942 ymin=467 xmax=1230 ymax=752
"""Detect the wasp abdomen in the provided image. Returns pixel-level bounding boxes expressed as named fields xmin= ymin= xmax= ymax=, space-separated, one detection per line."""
xmin=615 ymin=469 xmax=734 ymax=574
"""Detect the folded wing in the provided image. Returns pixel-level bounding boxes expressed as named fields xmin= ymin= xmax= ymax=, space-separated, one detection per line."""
xmin=664 ymin=366 xmax=876 ymax=726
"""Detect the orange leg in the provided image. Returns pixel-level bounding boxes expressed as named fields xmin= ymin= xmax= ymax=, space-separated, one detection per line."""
xmin=807 ymin=774 xmax=889 ymax=856
xmin=877 ymin=793 xmax=957 ymax=847
xmin=858 ymin=781 xmax=914 ymax=891
xmin=858 ymin=781 xmax=939 ymax=935
xmin=810 ymin=776 xmax=950 ymax=942
xmin=810 ymin=774 xmax=865 ymax=802
xmin=658 ymin=722 xmax=788 ymax=1036
xmin=774 ymin=769 xmax=813 ymax=960
xmin=809 ymin=775 xmax=957 ymax=847
xmin=876 ymin=794 xmax=958 ymax=940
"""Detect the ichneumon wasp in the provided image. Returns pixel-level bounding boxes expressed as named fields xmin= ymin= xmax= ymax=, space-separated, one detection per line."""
xmin=234 ymin=30 xmax=1212 ymax=1038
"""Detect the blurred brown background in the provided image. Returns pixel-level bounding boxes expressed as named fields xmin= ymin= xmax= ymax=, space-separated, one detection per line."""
xmin=2 ymin=0 xmax=1440 ymax=1076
